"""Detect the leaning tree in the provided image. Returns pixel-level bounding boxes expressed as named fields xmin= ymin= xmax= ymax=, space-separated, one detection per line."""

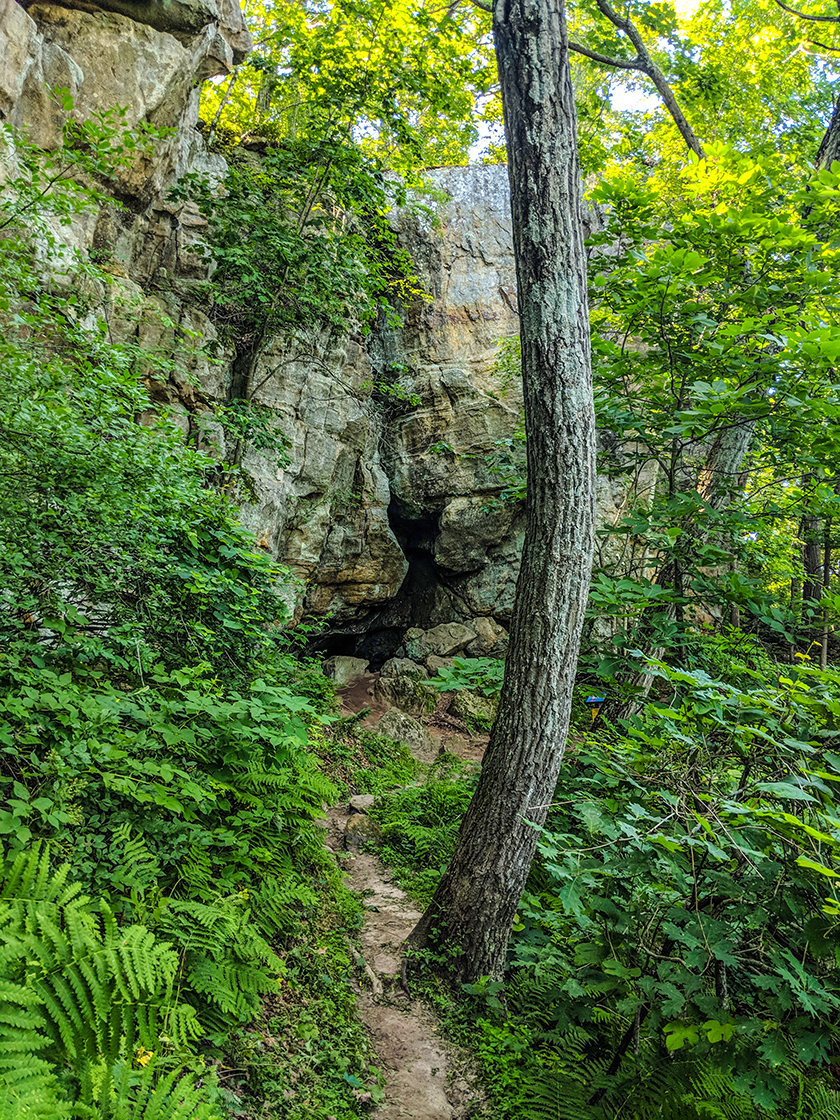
xmin=407 ymin=0 xmax=597 ymax=982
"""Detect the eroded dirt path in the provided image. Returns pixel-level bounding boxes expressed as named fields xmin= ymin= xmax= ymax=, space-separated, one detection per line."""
xmin=326 ymin=678 xmax=488 ymax=1120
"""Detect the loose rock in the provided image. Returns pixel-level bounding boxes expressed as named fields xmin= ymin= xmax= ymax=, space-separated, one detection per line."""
xmin=380 ymin=657 xmax=427 ymax=680
xmin=374 ymin=674 xmax=436 ymax=717
xmin=465 ymin=616 xmax=509 ymax=658
xmin=404 ymin=622 xmax=477 ymax=664
xmin=449 ymin=689 xmax=498 ymax=731
xmin=323 ymin=655 xmax=370 ymax=686
xmin=377 ymin=709 xmax=434 ymax=758
xmin=345 ymin=813 xmax=382 ymax=852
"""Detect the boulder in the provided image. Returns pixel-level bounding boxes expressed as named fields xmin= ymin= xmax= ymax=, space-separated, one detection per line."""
xmin=465 ymin=616 xmax=509 ymax=658
xmin=322 ymin=655 xmax=369 ymax=686
xmin=345 ymin=813 xmax=382 ymax=852
xmin=376 ymin=709 xmax=433 ymax=757
xmin=348 ymin=793 xmax=376 ymax=814
xmin=380 ymin=657 xmax=426 ymax=680
xmin=449 ymin=689 xmax=499 ymax=731
xmin=374 ymin=674 xmax=436 ymax=717
xmin=425 ymin=654 xmax=455 ymax=675
xmin=403 ymin=622 xmax=477 ymax=664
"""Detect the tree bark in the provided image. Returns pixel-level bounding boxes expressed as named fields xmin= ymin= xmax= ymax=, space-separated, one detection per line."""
xmin=821 ymin=531 xmax=831 ymax=670
xmin=407 ymin=0 xmax=596 ymax=982
xmin=816 ymin=94 xmax=840 ymax=172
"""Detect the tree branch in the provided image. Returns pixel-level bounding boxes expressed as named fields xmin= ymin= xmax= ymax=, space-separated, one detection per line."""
xmin=570 ymin=0 xmax=705 ymax=157
xmin=569 ymin=41 xmax=646 ymax=71
xmin=770 ymin=0 xmax=840 ymax=23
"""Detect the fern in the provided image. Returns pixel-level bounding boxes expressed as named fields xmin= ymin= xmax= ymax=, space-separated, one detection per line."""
xmin=76 ymin=1058 xmax=222 ymax=1119
xmin=155 ymin=895 xmax=279 ymax=1031
xmin=110 ymin=823 xmax=161 ymax=896
xmin=0 ymin=845 xmax=204 ymax=1108
xmin=180 ymin=845 xmax=214 ymax=900
xmin=248 ymin=873 xmax=316 ymax=940
xmin=526 ymin=1075 xmax=598 ymax=1120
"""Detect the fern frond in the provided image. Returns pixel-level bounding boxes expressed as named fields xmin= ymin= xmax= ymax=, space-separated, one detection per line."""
xmin=77 ymin=1057 xmax=223 ymax=1120
xmin=0 ymin=847 xmax=198 ymax=1074
xmin=111 ymin=824 xmax=161 ymax=893
xmin=248 ymin=874 xmax=316 ymax=940
xmin=180 ymin=845 xmax=213 ymax=899
xmin=187 ymin=955 xmax=275 ymax=1017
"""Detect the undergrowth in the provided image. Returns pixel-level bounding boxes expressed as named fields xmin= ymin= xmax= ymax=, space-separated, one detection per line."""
xmin=312 ymin=714 xmax=419 ymax=798
xmin=370 ymin=753 xmax=478 ymax=906
xmin=0 ymin=106 xmax=398 ymax=1119
xmin=372 ymin=661 xmax=840 ymax=1120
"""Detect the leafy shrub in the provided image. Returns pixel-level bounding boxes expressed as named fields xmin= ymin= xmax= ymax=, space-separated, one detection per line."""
xmin=504 ymin=659 xmax=840 ymax=1115
xmin=0 ymin=102 xmax=350 ymax=1108
xmin=426 ymin=657 xmax=505 ymax=697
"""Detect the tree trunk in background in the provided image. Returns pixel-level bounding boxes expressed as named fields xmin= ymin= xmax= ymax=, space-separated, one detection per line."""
xmin=816 ymin=95 xmax=840 ymax=172
xmin=790 ymin=572 xmax=801 ymax=663
xmin=822 ymin=532 xmax=831 ymax=670
xmin=801 ymin=478 xmax=822 ymax=652
xmin=407 ymin=0 xmax=596 ymax=983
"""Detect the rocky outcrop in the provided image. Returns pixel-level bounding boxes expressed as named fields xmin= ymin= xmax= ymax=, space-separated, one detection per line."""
xmin=2 ymin=0 xmax=248 ymax=169
xmin=2 ymin=1 xmax=646 ymax=665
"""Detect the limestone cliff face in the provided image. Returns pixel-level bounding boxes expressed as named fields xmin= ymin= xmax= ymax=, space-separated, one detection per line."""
xmin=243 ymin=164 xmax=529 ymax=653
xmin=1 ymin=3 xmax=637 ymax=661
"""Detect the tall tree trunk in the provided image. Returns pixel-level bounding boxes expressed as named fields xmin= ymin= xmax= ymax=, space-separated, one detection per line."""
xmin=801 ymin=476 xmax=822 ymax=625
xmin=816 ymin=94 xmax=840 ymax=173
xmin=407 ymin=0 xmax=596 ymax=983
xmin=821 ymin=530 xmax=831 ymax=670
xmin=790 ymin=571 xmax=801 ymax=663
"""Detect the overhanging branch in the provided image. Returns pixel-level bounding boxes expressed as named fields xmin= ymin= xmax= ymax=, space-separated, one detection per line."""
xmin=570 ymin=0 xmax=705 ymax=159
xmin=770 ymin=0 xmax=840 ymax=24
xmin=569 ymin=41 xmax=645 ymax=71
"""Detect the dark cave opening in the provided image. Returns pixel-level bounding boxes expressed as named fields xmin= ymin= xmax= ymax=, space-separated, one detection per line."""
xmin=305 ymin=500 xmax=459 ymax=670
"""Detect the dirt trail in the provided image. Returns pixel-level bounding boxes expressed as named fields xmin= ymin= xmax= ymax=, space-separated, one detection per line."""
xmin=326 ymin=675 xmax=488 ymax=1120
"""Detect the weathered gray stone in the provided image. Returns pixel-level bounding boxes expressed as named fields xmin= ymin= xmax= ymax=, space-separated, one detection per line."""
xmin=464 ymin=616 xmax=509 ymax=659
xmin=0 ymin=0 xmax=40 ymax=121
xmin=374 ymin=675 xmax=435 ymax=717
xmin=380 ymin=657 xmax=426 ymax=680
xmin=348 ymin=793 xmax=376 ymax=814
xmin=345 ymin=813 xmax=382 ymax=851
xmin=425 ymin=654 xmax=454 ymax=675
xmin=403 ymin=623 xmax=476 ymax=664
xmin=322 ymin=655 xmax=369 ymax=686
xmin=376 ymin=709 xmax=432 ymax=756
xmin=449 ymin=689 xmax=498 ymax=730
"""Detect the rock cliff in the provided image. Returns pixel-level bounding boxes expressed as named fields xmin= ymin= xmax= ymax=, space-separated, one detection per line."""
xmin=1 ymin=0 xmax=641 ymax=664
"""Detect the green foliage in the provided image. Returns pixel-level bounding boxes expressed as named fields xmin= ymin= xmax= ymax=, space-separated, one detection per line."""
xmin=221 ymin=929 xmax=385 ymax=1119
xmin=580 ymin=149 xmax=840 ymax=686
xmin=486 ymin=408 xmax=527 ymax=505
xmin=177 ymin=140 xmax=418 ymax=352
xmin=201 ymin=0 xmax=495 ymax=168
xmin=501 ymin=657 xmax=840 ymax=1115
xmin=0 ymin=103 xmax=370 ymax=1115
xmin=0 ymin=845 xmax=220 ymax=1117
xmin=426 ymin=657 xmax=506 ymax=697
xmin=213 ymin=398 xmax=292 ymax=467
xmin=371 ymin=760 xmax=478 ymax=904
xmin=313 ymin=718 xmax=419 ymax=799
